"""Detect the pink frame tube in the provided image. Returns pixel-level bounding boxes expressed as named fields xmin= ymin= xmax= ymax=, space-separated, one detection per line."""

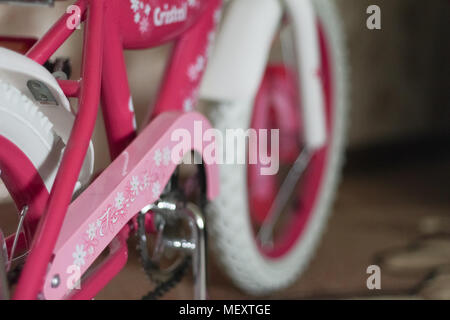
xmin=26 ymin=0 xmax=87 ymax=65
xmin=14 ymin=0 xmax=104 ymax=299
xmin=100 ymin=2 xmax=136 ymax=159
xmin=70 ymin=227 xmax=129 ymax=300
xmin=12 ymin=0 xmax=222 ymax=299
xmin=151 ymin=0 xmax=221 ymax=119
xmin=57 ymin=79 xmax=81 ymax=98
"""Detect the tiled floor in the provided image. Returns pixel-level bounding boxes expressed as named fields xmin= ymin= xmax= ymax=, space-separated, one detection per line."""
xmin=2 ymin=142 xmax=450 ymax=299
xmin=96 ymin=143 xmax=450 ymax=299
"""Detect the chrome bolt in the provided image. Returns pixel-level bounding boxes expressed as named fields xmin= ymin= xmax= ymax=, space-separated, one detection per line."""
xmin=29 ymin=81 xmax=41 ymax=89
xmin=51 ymin=274 xmax=60 ymax=288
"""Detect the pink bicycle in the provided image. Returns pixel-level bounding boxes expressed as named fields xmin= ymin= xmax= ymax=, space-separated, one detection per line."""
xmin=0 ymin=0 xmax=348 ymax=299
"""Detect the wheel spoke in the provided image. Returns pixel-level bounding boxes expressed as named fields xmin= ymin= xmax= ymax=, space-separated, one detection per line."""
xmin=257 ymin=148 xmax=311 ymax=246
xmin=0 ymin=229 xmax=9 ymax=300
xmin=7 ymin=205 xmax=28 ymax=271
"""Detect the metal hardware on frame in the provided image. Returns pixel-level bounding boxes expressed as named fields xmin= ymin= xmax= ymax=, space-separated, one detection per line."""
xmin=138 ymin=199 xmax=208 ymax=300
xmin=27 ymin=80 xmax=58 ymax=106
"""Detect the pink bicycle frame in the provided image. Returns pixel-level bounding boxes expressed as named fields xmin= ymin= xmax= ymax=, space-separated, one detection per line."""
xmin=10 ymin=0 xmax=222 ymax=299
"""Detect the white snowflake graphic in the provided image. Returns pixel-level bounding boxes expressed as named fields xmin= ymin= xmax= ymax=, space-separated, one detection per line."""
xmin=130 ymin=0 xmax=151 ymax=34
xmin=188 ymin=55 xmax=206 ymax=82
xmin=144 ymin=4 xmax=151 ymax=16
xmin=72 ymin=244 xmax=87 ymax=267
xmin=196 ymin=56 xmax=205 ymax=71
xmin=86 ymin=223 xmax=96 ymax=241
xmin=141 ymin=173 xmax=150 ymax=190
xmin=183 ymin=98 xmax=193 ymax=111
xmin=128 ymin=96 xmax=134 ymax=112
xmin=152 ymin=181 xmax=161 ymax=198
xmin=130 ymin=0 xmax=140 ymax=12
xmin=134 ymin=12 xmax=141 ymax=23
xmin=140 ymin=18 xmax=149 ymax=33
xmin=130 ymin=176 xmax=140 ymax=195
xmin=115 ymin=192 xmax=125 ymax=210
xmin=188 ymin=0 xmax=197 ymax=7
xmin=154 ymin=149 xmax=162 ymax=166
xmin=163 ymin=147 xmax=171 ymax=166
xmin=88 ymin=246 xmax=94 ymax=255
xmin=188 ymin=65 xmax=199 ymax=81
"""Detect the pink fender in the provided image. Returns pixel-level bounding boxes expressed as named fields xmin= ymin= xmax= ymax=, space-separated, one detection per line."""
xmin=42 ymin=111 xmax=219 ymax=299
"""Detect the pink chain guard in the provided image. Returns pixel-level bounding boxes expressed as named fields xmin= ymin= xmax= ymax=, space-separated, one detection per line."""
xmin=42 ymin=111 xmax=219 ymax=299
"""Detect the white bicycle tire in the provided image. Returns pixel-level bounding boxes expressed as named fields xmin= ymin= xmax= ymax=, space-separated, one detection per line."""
xmin=0 ymin=79 xmax=61 ymax=191
xmin=207 ymin=0 xmax=349 ymax=294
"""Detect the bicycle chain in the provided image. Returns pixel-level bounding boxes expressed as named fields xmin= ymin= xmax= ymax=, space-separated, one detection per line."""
xmin=141 ymin=256 xmax=191 ymax=300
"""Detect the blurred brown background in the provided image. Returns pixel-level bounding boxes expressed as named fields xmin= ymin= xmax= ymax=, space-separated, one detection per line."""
xmin=0 ymin=0 xmax=450 ymax=299
xmin=1 ymin=0 xmax=449 ymax=153
xmin=340 ymin=0 xmax=450 ymax=147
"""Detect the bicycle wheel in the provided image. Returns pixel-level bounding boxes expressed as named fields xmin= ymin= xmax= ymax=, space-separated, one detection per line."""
xmin=208 ymin=0 xmax=349 ymax=294
xmin=0 ymin=79 xmax=56 ymax=273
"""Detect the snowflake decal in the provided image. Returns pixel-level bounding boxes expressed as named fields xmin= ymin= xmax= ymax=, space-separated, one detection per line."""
xmin=154 ymin=149 xmax=162 ymax=166
xmin=144 ymin=3 xmax=151 ymax=15
xmin=197 ymin=56 xmax=205 ymax=71
xmin=140 ymin=18 xmax=150 ymax=33
xmin=188 ymin=65 xmax=199 ymax=82
xmin=128 ymin=97 xmax=135 ymax=112
xmin=188 ymin=55 xmax=206 ymax=82
xmin=183 ymin=98 xmax=193 ymax=111
xmin=130 ymin=0 xmax=151 ymax=34
xmin=188 ymin=0 xmax=198 ymax=7
xmin=163 ymin=147 xmax=171 ymax=166
xmin=141 ymin=172 xmax=150 ymax=190
xmin=114 ymin=192 xmax=125 ymax=210
xmin=134 ymin=12 xmax=141 ymax=23
xmin=152 ymin=181 xmax=161 ymax=198
xmin=130 ymin=0 xmax=140 ymax=12
xmin=72 ymin=244 xmax=87 ymax=267
xmin=130 ymin=176 xmax=140 ymax=196
xmin=86 ymin=223 xmax=97 ymax=241
xmin=74 ymin=148 xmax=175 ymax=276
